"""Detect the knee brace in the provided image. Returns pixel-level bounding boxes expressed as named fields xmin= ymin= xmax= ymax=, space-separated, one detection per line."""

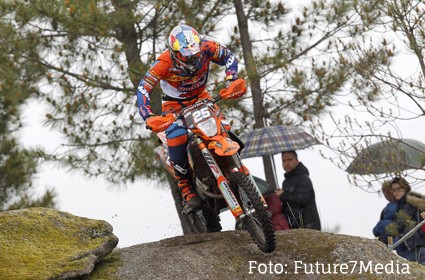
xmin=166 ymin=122 xmax=189 ymax=165
xmin=166 ymin=123 xmax=188 ymax=147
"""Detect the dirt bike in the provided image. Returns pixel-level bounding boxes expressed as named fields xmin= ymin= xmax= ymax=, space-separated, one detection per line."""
xmin=151 ymin=79 xmax=276 ymax=253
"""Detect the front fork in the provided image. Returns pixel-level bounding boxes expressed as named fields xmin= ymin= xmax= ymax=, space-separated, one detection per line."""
xmin=193 ymin=138 xmax=244 ymax=218
xmin=193 ymin=138 xmax=268 ymax=219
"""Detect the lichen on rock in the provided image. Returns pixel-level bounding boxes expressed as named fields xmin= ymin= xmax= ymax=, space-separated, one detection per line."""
xmin=0 ymin=207 xmax=118 ymax=280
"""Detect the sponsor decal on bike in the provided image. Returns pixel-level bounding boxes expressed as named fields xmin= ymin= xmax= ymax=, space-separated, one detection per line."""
xmin=208 ymin=164 xmax=220 ymax=174
xmin=218 ymin=180 xmax=240 ymax=211
xmin=214 ymin=142 xmax=223 ymax=149
xmin=224 ymin=146 xmax=238 ymax=154
xmin=202 ymin=151 xmax=219 ymax=174
xmin=182 ymin=99 xmax=210 ymax=117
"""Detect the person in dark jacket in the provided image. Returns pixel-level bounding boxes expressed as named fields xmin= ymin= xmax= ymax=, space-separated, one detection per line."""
xmin=373 ymin=180 xmax=398 ymax=244
xmin=388 ymin=177 xmax=425 ymax=265
xmin=275 ymin=150 xmax=321 ymax=230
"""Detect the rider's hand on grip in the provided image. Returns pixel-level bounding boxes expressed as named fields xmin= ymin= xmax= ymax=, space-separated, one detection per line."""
xmin=219 ymin=79 xmax=247 ymax=100
xmin=146 ymin=113 xmax=175 ymax=132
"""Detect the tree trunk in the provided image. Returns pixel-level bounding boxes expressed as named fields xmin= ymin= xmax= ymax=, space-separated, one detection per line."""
xmin=167 ymin=176 xmax=193 ymax=234
xmin=111 ymin=0 xmax=162 ymax=114
xmin=233 ymin=0 xmax=278 ymax=190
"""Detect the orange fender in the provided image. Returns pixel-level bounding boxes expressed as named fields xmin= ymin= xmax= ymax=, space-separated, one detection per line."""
xmin=207 ymin=135 xmax=240 ymax=156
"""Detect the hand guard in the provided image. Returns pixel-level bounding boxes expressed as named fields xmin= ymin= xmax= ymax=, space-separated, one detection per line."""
xmin=146 ymin=113 xmax=175 ymax=132
xmin=220 ymin=79 xmax=247 ymax=100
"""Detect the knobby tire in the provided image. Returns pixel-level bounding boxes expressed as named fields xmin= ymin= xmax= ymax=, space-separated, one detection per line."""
xmin=229 ymin=172 xmax=276 ymax=253
xmin=168 ymin=175 xmax=221 ymax=234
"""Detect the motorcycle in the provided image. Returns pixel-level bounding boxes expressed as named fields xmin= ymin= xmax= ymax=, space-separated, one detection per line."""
xmin=152 ymin=79 xmax=276 ymax=253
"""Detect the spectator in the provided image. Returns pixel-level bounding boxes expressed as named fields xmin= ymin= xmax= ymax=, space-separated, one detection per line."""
xmin=373 ymin=180 xmax=398 ymax=244
xmin=264 ymin=192 xmax=290 ymax=231
xmin=236 ymin=177 xmax=290 ymax=231
xmin=275 ymin=150 xmax=321 ymax=230
xmin=387 ymin=177 xmax=425 ymax=265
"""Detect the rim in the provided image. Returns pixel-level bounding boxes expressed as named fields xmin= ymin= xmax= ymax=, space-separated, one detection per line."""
xmin=238 ymin=186 xmax=267 ymax=244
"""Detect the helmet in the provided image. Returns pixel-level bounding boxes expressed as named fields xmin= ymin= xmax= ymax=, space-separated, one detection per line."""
xmin=168 ymin=24 xmax=201 ymax=74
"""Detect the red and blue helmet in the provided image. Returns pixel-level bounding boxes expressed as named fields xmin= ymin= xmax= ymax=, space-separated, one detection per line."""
xmin=168 ymin=24 xmax=202 ymax=74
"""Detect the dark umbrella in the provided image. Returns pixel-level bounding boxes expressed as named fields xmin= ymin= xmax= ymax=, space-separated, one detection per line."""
xmin=239 ymin=125 xmax=320 ymax=159
xmin=346 ymin=138 xmax=425 ymax=175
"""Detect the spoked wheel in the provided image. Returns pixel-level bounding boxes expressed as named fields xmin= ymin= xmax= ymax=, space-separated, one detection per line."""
xmin=184 ymin=208 xmax=208 ymax=233
xmin=169 ymin=175 xmax=221 ymax=234
xmin=229 ymin=172 xmax=276 ymax=253
xmin=185 ymin=207 xmax=222 ymax=233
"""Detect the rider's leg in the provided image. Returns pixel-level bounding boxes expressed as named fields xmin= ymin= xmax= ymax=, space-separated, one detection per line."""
xmin=166 ymin=122 xmax=201 ymax=207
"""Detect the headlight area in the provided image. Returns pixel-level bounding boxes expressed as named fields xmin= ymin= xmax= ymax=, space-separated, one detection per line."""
xmin=197 ymin=118 xmax=217 ymax=137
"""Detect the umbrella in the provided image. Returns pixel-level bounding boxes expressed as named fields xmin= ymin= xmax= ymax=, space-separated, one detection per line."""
xmin=346 ymin=138 xmax=425 ymax=175
xmin=239 ymin=125 xmax=320 ymax=159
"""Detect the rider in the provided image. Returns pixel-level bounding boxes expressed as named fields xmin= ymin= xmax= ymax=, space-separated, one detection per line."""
xmin=136 ymin=24 xmax=240 ymax=208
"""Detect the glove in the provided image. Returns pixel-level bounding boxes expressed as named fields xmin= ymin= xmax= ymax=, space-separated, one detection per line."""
xmin=225 ymin=74 xmax=237 ymax=88
xmin=220 ymin=79 xmax=247 ymax=100
xmin=146 ymin=113 xmax=175 ymax=132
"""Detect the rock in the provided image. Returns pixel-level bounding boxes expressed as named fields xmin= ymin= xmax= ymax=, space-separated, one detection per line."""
xmin=0 ymin=207 xmax=118 ymax=280
xmin=2 ymin=208 xmax=424 ymax=280
xmin=99 ymin=229 xmax=425 ymax=280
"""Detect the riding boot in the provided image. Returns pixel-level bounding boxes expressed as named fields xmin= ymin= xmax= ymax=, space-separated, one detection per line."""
xmin=172 ymin=161 xmax=201 ymax=208
xmin=178 ymin=177 xmax=202 ymax=208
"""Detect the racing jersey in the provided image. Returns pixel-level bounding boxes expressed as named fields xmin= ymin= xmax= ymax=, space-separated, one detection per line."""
xmin=136 ymin=39 xmax=238 ymax=119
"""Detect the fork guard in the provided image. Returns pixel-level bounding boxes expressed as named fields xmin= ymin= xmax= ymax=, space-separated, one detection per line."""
xmin=207 ymin=135 xmax=240 ymax=156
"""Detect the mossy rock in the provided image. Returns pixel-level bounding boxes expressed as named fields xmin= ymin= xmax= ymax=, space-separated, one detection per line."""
xmin=0 ymin=207 xmax=118 ymax=280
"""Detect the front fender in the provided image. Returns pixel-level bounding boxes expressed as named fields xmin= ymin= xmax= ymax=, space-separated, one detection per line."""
xmin=207 ymin=135 xmax=240 ymax=156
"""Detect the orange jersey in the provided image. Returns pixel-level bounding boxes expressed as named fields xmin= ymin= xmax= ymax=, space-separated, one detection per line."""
xmin=136 ymin=39 xmax=238 ymax=119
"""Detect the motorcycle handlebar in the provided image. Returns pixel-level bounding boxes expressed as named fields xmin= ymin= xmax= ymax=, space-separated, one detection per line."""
xmin=212 ymin=95 xmax=222 ymax=103
xmin=174 ymin=95 xmax=222 ymax=120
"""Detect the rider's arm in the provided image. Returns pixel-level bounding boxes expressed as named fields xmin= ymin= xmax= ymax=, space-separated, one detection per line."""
xmin=136 ymin=61 xmax=165 ymax=120
xmin=203 ymin=40 xmax=238 ymax=82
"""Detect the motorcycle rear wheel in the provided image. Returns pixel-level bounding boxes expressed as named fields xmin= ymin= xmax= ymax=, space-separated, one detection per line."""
xmin=168 ymin=175 xmax=221 ymax=234
xmin=185 ymin=207 xmax=222 ymax=233
xmin=229 ymin=172 xmax=276 ymax=253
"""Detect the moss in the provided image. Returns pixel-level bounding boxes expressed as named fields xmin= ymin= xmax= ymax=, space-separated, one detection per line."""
xmin=87 ymin=251 xmax=122 ymax=280
xmin=0 ymin=207 xmax=114 ymax=280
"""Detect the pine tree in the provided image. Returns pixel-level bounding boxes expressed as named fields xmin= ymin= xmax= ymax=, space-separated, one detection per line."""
xmin=231 ymin=0 xmax=387 ymax=187
xmin=0 ymin=0 xmax=234 ymax=184
xmin=0 ymin=3 xmax=55 ymax=210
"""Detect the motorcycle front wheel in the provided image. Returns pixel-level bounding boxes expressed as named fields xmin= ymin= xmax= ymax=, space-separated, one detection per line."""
xmin=229 ymin=171 xmax=276 ymax=253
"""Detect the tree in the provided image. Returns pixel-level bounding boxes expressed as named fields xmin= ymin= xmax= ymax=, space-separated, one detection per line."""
xmin=233 ymin=0 xmax=277 ymax=188
xmin=313 ymin=0 xmax=425 ymax=191
xmin=230 ymin=0 xmax=386 ymax=189
xmin=1 ymin=0 xmax=235 ymax=185
xmin=1 ymin=0 xmax=240 ymax=233
xmin=0 ymin=4 xmax=55 ymax=210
